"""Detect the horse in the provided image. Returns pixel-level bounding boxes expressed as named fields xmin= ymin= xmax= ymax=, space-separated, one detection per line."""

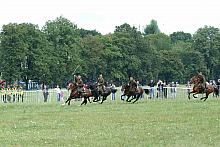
xmin=65 ymin=83 xmax=94 ymax=105
xmin=121 ymin=84 xmax=144 ymax=103
xmin=0 ymin=80 xmax=6 ymax=86
xmin=88 ymin=83 xmax=112 ymax=104
xmin=188 ymin=75 xmax=219 ymax=101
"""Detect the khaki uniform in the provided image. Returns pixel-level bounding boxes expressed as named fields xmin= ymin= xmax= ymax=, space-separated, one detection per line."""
xmin=76 ymin=76 xmax=84 ymax=96
xmin=97 ymin=77 xmax=105 ymax=93
xmin=129 ymin=79 xmax=137 ymax=92
xmin=197 ymin=73 xmax=206 ymax=91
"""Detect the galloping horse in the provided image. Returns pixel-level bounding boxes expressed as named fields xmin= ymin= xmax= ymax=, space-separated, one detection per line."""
xmin=188 ymin=75 xmax=219 ymax=101
xmin=121 ymin=84 xmax=144 ymax=103
xmin=88 ymin=83 xmax=112 ymax=104
xmin=65 ymin=83 xmax=94 ymax=105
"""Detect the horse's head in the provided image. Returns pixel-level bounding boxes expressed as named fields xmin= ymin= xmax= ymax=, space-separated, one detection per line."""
xmin=121 ymin=84 xmax=129 ymax=93
xmin=67 ymin=82 xmax=77 ymax=91
xmin=189 ymin=75 xmax=199 ymax=84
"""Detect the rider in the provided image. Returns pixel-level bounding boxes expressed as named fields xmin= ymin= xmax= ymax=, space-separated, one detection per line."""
xmin=128 ymin=77 xmax=137 ymax=93
xmin=97 ymin=74 xmax=105 ymax=94
xmin=197 ymin=71 xmax=206 ymax=91
xmin=74 ymin=75 xmax=84 ymax=97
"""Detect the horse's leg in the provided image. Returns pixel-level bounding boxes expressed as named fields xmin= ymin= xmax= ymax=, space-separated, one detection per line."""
xmin=93 ymin=97 xmax=97 ymax=102
xmin=188 ymin=91 xmax=193 ymax=100
xmin=80 ymin=97 xmax=87 ymax=105
xmin=88 ymin=97 xmax=91 ymax=103
xmin=68 ymin=100 xmax=71 ymax=105
xmin=65 ymin=96 xmax=72 ymax=105
xmin=83 ymin=98 xmax=88 ymax=105
xmin=132 ymin=95 xmax=140 ymax=103
xmin=101 ymin=96 xmax=107 ymax=104
xmin=121 ymin=94 xmax=125 ymax=101
xmin=203 ymin=93 xmax=210 ymax=101
xmin=129 ymin=95 xmax=136 ymax=102
xmin=200 ymin=93 xmax=207 ymax=101
xmin=126 ymin=96 xmax=131 ymax=102
xmin=93 ymin=96 xmax=99 ymax=102
xmin=192 ymin=92 xmax=198 ymax=98
xmin=100 ymin=96 xmax=105 ymax=104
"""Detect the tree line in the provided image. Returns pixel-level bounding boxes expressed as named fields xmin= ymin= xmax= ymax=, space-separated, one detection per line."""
xmin=0 ymin=16 xmax=220 ymax=88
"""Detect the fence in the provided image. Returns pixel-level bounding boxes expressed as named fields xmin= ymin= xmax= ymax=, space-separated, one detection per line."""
xmin=0 ymin=86 xmax=218 ymax=103
xmin=0 ymin=89 xmax=70 ymax=103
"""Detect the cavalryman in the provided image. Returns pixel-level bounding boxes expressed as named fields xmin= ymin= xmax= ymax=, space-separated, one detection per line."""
xmin=97 ymin=74 xmax=105 ymax=94
xmin=74 ymin=75 xmax=84 ymax=97
xmin=128 ymin=77 xmax=137 ymax=93
xmin=197 ymin=71 xmax=206 ymax=91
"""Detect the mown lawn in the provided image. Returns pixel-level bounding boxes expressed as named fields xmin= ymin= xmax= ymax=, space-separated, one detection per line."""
xmin=0 ymin=97 xmax=220 ymax=147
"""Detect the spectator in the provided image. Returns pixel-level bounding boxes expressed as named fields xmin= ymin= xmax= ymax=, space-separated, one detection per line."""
xmin=60 ymin=90 xmax=65 ymax=103
xmin=163 ymin=81 xmax=168 ymax=98
xmin=157 ymin=80 xmax=164 ymax=98
xmin=55 ymin=85 xmax=61 ymax=102
xmin=186 ymin=81 xmax=191 ymax=94
xmin=111 ymin=83 xmax=116 ymax=100
xmin=170 ymin=82 xmax=177 ymax=99
xmin=42 ymin=84 xmax=49 ymax=102
xmin=148 ymin=80 xmax=155 ymax=99
xmin=216 ymin=79 xmax=220 ymax=97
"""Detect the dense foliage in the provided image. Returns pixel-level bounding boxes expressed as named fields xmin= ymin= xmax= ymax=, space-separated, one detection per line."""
xmin=1 ymin=17 xmax=220 ymax=87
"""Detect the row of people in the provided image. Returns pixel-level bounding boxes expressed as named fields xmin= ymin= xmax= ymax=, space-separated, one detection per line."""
xmin=0 ymin=85 xmax=24 ymax=102
xmin=148 ymin=80 xmax=179 ymax=99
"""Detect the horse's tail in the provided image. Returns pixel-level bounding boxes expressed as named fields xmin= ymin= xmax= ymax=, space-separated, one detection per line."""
xmin=214 ymin=87 xmax=219 ymax=96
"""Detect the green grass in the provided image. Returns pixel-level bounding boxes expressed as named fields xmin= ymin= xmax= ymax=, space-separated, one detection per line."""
xmin=1 ymin=97 xmax=220 ymax=147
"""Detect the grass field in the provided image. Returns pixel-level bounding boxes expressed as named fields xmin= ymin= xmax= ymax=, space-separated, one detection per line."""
xmin=1 ymin=95 xmax=220 ymax=147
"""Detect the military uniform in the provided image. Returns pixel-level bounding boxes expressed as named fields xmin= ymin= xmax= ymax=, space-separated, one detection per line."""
xmin=129 ymin=77 xmax=137 ymax=92
xmin=197 ymin=72 xmax=206 ymax=91
xmin=97 ymin=74 xmax=105 ymax=93
xmin=75 ymin=75 xmax=84 ymax=96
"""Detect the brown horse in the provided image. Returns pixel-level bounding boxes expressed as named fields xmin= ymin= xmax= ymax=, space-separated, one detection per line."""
xmin=65 ymin=83 xmax=95 ymax=105
xmin=121 ymin=84 xmax=144 ymax=103
xmin=188 ymin=75 xmax=219 ymax=101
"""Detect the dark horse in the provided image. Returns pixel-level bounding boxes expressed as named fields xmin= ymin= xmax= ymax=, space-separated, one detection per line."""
xmin=121 ymin=84 xmax=144 ymax=103
xmin=65 ymin=83 xmax=95 ymax=105
xmin=188 ymin=75 xmax=219 ymax=101
xmin=88 ymin=83 xmax=112 ymax=104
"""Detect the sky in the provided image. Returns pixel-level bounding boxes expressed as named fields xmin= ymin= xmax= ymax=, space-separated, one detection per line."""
xmin=1 ymin=0 xmax=220 ymax=35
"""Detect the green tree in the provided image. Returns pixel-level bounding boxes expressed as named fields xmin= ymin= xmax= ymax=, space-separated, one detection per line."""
xmin=113 ymin=23 xmax=144 ymax=80
xmin=193 ymin=26 xmax=220 ymax=79
xmin=144 ymin=19 xmax=160 ymax=35
xmin=78 ymin=28 xmax=101 ymax=37
xmin=170 ymin=31 xmax=192 ymax=43
xmin=42 ymin=16 xmax=81 ymax=86
xmin=0 ymin=23 xmax=51 ymax=88
xmin=145 ymin=33 xmax=172 ymax=51
xmin=158 ymin=51 xmax=184 ymax=82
